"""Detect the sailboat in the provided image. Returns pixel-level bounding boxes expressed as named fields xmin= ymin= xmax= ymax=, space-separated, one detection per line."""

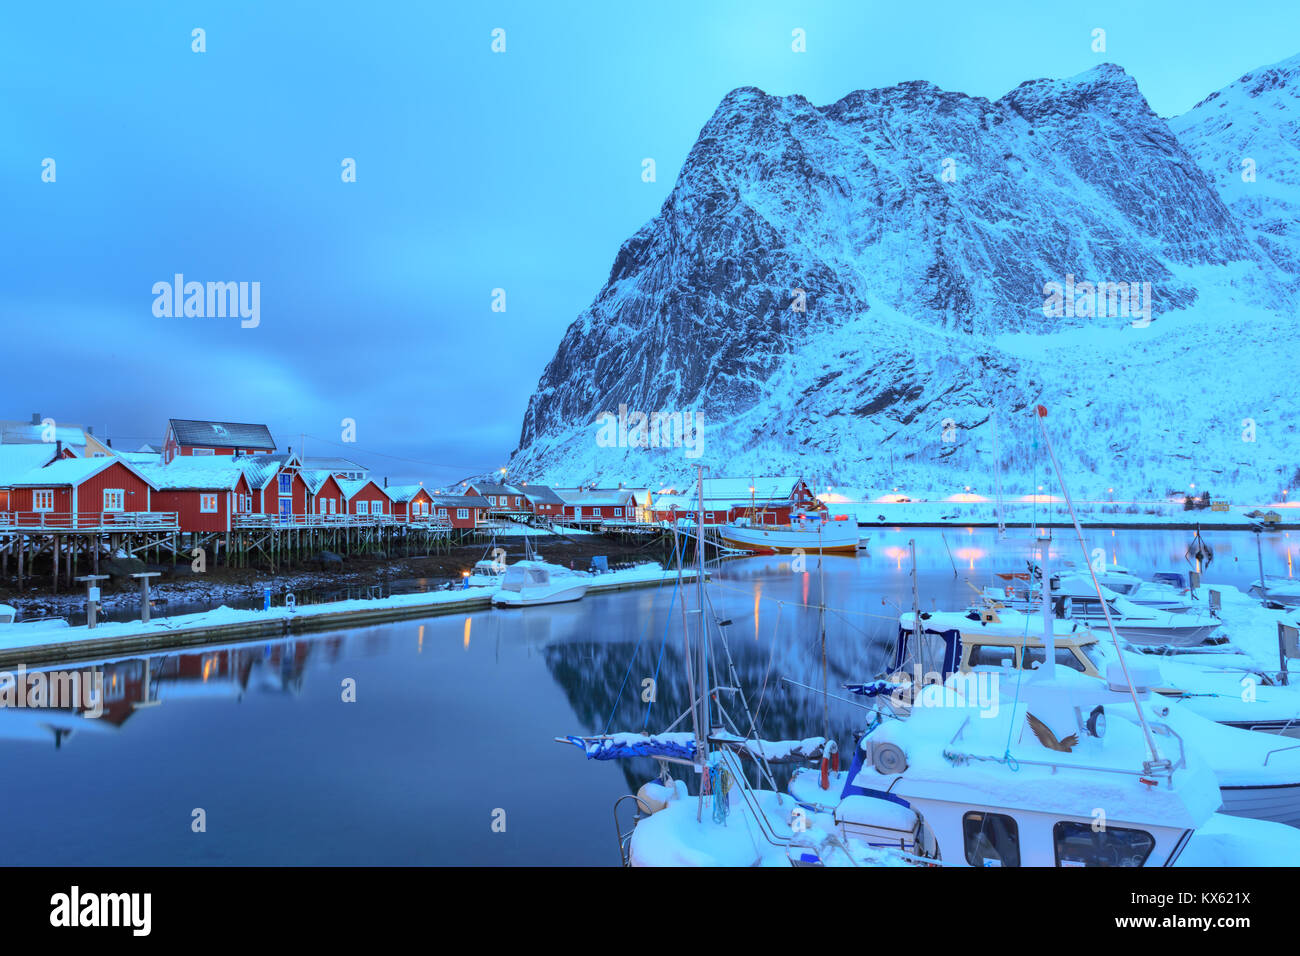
xmin=556 ymin=450 xmax=1300 ymax=865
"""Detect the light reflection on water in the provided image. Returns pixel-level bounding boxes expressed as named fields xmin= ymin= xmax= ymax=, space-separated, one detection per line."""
xmin=0 ymin=527 xmax=1292 ymax=865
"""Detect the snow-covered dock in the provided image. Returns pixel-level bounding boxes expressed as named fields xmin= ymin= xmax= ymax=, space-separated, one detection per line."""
xmin=0 ymin=564 xmax=697 ymax=667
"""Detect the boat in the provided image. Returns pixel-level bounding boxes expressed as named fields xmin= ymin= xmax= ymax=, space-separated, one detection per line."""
xmin=716 ymin=512 xmax=864 ymax=555
xmin=491 ymin=561 xmax=590 ymax=607
xmin=464 ymin=559 xmax=506 ymax=588
xmin=891 ymin=606 xmax=1300 ymax=736
xmin=985 ymin=573 xmax=1221 ymax=646
xmin=1249 ymin=577 xmax=1300 ymax=607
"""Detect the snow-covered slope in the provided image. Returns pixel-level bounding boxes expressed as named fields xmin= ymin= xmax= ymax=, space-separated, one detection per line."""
xmin=1170 ymin=53 xmax=1300 ymax=277
xmin=510 ymin=62 xmax=1298 ymax=498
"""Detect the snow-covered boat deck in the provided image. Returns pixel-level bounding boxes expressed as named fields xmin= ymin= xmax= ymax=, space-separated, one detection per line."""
xmin=0 ymin=564 xmax=697 ymax=667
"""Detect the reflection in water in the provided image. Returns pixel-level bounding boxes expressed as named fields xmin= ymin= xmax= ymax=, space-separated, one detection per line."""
xmin=0 ymin=527 xmax=1291 ymax=864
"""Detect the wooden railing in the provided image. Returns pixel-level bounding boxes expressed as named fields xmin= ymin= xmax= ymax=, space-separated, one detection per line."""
xmin=232 ymin=512 xmax=454 ymax=530
xmin=0 ymin=511 xmax=180 ymax=531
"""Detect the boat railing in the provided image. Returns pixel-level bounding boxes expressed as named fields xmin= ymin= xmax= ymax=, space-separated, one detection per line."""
xmin=948 ymin=714 xmax=1186 ymax=783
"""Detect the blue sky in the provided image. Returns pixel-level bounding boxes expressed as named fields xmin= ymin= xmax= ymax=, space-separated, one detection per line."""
xmin=2 ymin=0 xmax=1295 ymax=484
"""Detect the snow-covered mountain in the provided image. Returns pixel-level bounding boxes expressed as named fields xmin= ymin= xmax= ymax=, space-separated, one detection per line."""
xmin=1170 ymin=53 xmax=1300 ymax=277
xmin=510 ymin=61 xmax=1298 ymax=498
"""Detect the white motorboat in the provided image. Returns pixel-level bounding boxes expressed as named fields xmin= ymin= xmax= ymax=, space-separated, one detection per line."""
xmin=887 ymin=608 xmax=1300 ymax=828
xmin=1250 ymin=577 xmax=1300 ymax=607
xmin=463 ymin=559 xmax=506 ymax=588
xmin=491 ymin=561 xmax=590 ymax=607
xmin=716 ymin=514 xmax=864 ymax=555
xmin=986 ymin=574 xmax=1220 ymax=646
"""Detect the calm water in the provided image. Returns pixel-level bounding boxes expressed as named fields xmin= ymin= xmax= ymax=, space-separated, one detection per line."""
xmin=2 ymin=527 xmax=1296 ymax=865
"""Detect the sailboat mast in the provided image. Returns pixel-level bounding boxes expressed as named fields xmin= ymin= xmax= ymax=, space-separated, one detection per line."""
xmin=695 ymin=465 xmax=710 ymax=740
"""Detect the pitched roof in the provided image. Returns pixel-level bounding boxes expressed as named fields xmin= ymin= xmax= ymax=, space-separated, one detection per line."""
xmin=519 ymin=483 xmax=564 ymax=505
xmin=238 ymin=458 xmax=282 ymax=490
xmin=337 ymin=478 xmax=385 ymax=500
xmin=468 ymin=481 xmax=518 ymax=497
xmin=0 ymin=444 xmax=62 ymax=486
xmin=301 ymin=455 xmax=367 ymax=474
xmin=9 ymin=456 xmax=157 ymax=489
xmin=168 ymin=419 xmax=276 ymax=451
xmin=656 ymin=476 xmax=806 ymax=504
xmin=300 ymin=469 xmax=341 ymax=494
xmin=554 ymin=488 xmax=638 ymax=507
xmin=0 ymin=419 xmax=90 ymax=446
xmin=138 ymin=459 xmax=245 ymax=491
xmin=428 ymin=493 xmax=491 ymax=508
xmin=384 ymin=484 xmax=429 ymax=503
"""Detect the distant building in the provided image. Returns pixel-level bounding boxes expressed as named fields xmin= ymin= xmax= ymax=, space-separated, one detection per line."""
xmin=301 ymin=456 xmax=368 ymax=481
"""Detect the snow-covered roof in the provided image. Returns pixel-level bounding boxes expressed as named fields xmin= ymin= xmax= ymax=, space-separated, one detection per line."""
xmin=468 ymin=481 xmax=518 ymax=497
xmin=337 ymin=478 xmax=385 ymax=500
xmin=300 ymin=469 xmax=339 ymax=494
xmin=0 ymin=444 xmax=62 ymax=485
xmin=519 ymin=483 xmax=564 ymax=505
xmin=115 ymin=450 xmax=162 ymax=465
xmin=138 ymin=459 xmax=244 ymax=491
xmin=656 ymin=476 xmax=806 ymax=505
xmin=8 ymin=456 xmax=157 ymax=489
xmin=0 ymin=419 xmax=90 ymax=447
xmin=384 ymin=483 xmax=429 ymax=503
xmin=428 ymin=493 xmax=490 ymax=508
xmin=554 ymin=488 xmax=637 ymax=506
xmin=238 ymin=458 xmax=281 ymax=490
xmin=301 ymin=455 xmax=366 ymax=475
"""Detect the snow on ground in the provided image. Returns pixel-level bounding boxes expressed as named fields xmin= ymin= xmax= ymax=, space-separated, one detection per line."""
xmin=822 ymin=495 xmax=1296 ymax=527
xmin=0 ymin=563 xmax=689 ymax=653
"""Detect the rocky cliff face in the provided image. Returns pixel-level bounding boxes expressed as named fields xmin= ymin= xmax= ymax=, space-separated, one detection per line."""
xmin=511 ymin=61 xmax=1297 ymax=497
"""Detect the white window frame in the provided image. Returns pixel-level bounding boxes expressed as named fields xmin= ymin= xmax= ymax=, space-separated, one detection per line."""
xmin=438 ymin=507 xmax=448 ymax=518
xmin=103 ymin=488 xmax=125 ymax=512
xmin=614 ymin=507 xmax=623 ymax=517
xmin=199 ymin=493 xmax=218 ymax=514
xmin=457 ymin=508 xmax=469 ymax=520
xmin=33 ymin=489 xmax=54 ymax=511
xmin=357 ymin=501 xmax=369 ymax=515
xmin=193 ymin=448 xmax=214 ymax=457
xmin=278 ymin=473 xmax=292 ymax=495
xmin=372 ymin=500 xmax=383 ymax=514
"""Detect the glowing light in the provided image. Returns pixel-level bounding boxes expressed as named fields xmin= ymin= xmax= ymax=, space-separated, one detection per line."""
xmin=463 ymin=617 xmax=471 ymax=650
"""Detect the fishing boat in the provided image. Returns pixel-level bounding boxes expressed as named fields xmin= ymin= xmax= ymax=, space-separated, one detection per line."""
xmin=491 ymin=561 xmax=590 ymax=607
xmin=716 ymin=512 xmax=864 ymax=555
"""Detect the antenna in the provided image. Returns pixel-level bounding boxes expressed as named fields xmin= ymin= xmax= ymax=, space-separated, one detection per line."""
xmin=1033 ymin=405 xmax=1163 ymax=766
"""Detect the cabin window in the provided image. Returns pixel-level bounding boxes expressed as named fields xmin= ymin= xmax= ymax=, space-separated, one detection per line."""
xmin=278 ymin=474 xmax=292 ymax=495
xmin=438 ymin=508 xmax=448 ymax=518
xmin=199 ymin=494 xmax=218 ymax=513
xmin=193 ymin=448 xmax=214 ymax=456
xmin=33 ymin=490 xmax=54 ymax=511
xmin=614 ymin=507 xmax=623 ymax=517
xmin=967 ymin=644 xmax=1015 ymax=669
xmin=488 ymin=496 xmax=497 ymax=505
xmin=457 ymin=508 xmax=469 ymax=519
xmin=1053 ymin=821 xmax=1155 ymax=867
xmin=373 ymin=500 xmax=384 ymax=514
xmin=243 ymin=495 xmax=252 ymax=513
xmin=963 ymin=811 xmax=1020 ymax=867
xmin=103 ymin=489 xmax=125 ymax=512
xmin=1021 ymin=647 xmax=1087 ymax=673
